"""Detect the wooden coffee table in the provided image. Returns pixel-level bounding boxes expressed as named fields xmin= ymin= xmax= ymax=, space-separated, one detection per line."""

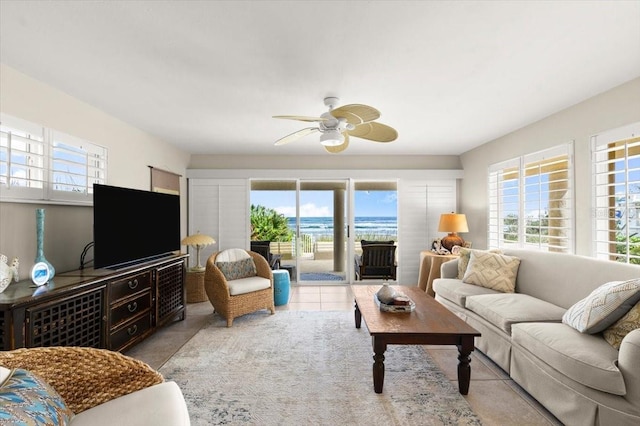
xmin=352 ymin=285 xmax=481 ymax=394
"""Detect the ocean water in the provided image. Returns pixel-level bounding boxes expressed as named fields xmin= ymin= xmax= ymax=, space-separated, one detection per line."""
xmin=287 ymin=217 xmax=397 ymax=239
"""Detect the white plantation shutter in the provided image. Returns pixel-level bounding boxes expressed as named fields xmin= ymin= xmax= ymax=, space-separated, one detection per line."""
xmin=0 ymin=115 xmax=46 ymax=200
xmin=488 ymin=143 xmax=574 ymax=253
xmin=592 ymin=122 xmax=640 ymax=263
xmin=0 ymin=113 xmax=107 ymax=204
xmin=398 ymin=179 xmax=456 ymax=284
xmin=50 ymin=130 xmax=107 ymax=203
xmin=188 ymin=178 xmax=249 ymax=269
xmin=488 ymin=158 xmax=520 ymax=249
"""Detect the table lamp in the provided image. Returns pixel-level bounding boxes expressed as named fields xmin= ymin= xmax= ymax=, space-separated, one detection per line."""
xmin=437 ymin=213 xmax=469 ymax=252
xmin=181 ymin=233 xmax=216 ymax=272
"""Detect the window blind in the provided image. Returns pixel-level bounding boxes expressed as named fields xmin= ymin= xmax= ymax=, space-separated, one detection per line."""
xmin=0 ymin=113 xmax=107 ymax=204
xmin=0 ymin=115 xmax=46 ymax=200
xmin=488 ymin=143 xmax=573 ymax=253
xmin=592 ymin=122 xmax=640 ymax=264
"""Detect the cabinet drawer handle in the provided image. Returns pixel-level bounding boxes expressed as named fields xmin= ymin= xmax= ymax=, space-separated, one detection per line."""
xmin=127 ymin=324 xmax=138 ymax=336
xmin=127 ymin=301 xmax=138 ymax=313
xmin=128 ymin=279 xmax=139 ymax=290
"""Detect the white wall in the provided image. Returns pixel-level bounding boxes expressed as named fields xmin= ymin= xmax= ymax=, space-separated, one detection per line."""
xmin=0 ymin=65 xmax=191 ymax=274
xmin=460 ymin=77 xmax=640 ymax=255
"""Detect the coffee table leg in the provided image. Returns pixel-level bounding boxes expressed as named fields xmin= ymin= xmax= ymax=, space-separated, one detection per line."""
xmin=372 ymin=338 xmax=386 ymax=393
xmin=354 ymin=301 xmax=362 ymax=329
xmin=457 ymin=337 xmax=474 ymax=395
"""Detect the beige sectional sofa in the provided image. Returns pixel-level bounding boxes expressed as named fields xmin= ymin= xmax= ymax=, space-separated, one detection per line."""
xmin=432 ymin=248 xmax=640 ymax=426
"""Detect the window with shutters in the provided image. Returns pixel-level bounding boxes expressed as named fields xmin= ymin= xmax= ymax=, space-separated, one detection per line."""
xmin=0 ymin=113 xmax=107 ymax=204
xmin=592 ymin=122 xmax=640 ymax=264
xmin=488 ymin=143 xmax=574 ymax=253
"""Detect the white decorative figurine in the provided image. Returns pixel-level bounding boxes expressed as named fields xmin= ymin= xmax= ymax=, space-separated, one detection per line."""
xmin=431 ymin=238 xmax=451 ymax=255
xmin=0 ymin=254 xmax=20 ymax=293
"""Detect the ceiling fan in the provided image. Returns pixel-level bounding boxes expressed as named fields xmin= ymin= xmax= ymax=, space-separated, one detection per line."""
xmin=273 ymin=97 xmax=398 ymax=153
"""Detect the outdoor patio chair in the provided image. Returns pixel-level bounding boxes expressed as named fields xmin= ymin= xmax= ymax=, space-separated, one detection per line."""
xmin=355 ymin=241 xmax=397 ymax=280
xmin=250 ymin=240 xmax=282 ymax=270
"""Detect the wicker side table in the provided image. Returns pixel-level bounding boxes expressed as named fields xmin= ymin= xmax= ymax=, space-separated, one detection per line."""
xmin=186 ymin=270 xmax=207 ymax=303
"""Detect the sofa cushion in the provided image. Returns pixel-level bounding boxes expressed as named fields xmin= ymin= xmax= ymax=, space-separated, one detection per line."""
xmin=227 ymin=276 xmax=271 ymax=296
xmin=512 ymin=322 xmax=626 ymax=395
xmin=603 ymin=300 xmax=640 ymax=349
xmin=463 ymin=251 xmax=520 ymax=293
xmin=0 ymin=368 xmax=73 ymax=425
xmin=433 ymin=278 xmax=499 ymax=308
xmin=457 ymin=248 xmax=502 ymax=279
xmin=70 ymin=381 xmax=190 ymax=426
xmin=466 ymin=293 xmax=565 ymax=334
xmin=562 ymin=278 xmax=640 ymax=334
xmin=216 ymin=258 xmax=257 ymax=281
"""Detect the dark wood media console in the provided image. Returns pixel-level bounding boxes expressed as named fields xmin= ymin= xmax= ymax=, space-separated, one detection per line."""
xmin=0 ymin=254 xmax=187 ymax=352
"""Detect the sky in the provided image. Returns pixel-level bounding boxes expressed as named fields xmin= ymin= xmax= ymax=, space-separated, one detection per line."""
xmin=250 ymin=190 xmax=397 ymax=217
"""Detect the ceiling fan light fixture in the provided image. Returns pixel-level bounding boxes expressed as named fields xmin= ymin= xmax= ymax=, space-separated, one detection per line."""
xmin=320 ymin=130 xmax=344 ymax=146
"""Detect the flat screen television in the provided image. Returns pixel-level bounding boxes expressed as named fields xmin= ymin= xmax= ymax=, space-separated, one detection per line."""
xmin=93 ymin=183 xmax=180 ymax=269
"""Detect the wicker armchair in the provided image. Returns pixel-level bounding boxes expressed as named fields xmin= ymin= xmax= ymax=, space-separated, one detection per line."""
xmin=204 ymin=249 xmax=275 ymax=327
xmin=0 ymin=346 xmax=163 ymax=414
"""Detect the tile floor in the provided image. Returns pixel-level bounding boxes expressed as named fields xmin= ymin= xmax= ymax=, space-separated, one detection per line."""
xmin=125 ymin=284 xmax=562 ymax=426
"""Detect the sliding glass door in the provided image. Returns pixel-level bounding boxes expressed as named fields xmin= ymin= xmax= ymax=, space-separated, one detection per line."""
xmin=250 ymin=179 xmax=397 ymax=284
xmin=297 ymin=180 xmax=348 ymax=283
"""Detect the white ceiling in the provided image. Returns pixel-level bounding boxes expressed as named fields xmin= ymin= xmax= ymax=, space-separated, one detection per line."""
xmin=1 ymin=1 xmax=639 ymax=156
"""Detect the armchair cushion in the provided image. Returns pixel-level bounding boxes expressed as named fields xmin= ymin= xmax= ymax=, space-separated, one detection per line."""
xmin=227 ymin=276 xmax=272 ymax=296
xmin=216 ymin=248 xmax=251 ymax=262
xmin=216 ymin=258 xmax=257 ymax=281
xmin=0 ymin=367 xmax=73 ymax=424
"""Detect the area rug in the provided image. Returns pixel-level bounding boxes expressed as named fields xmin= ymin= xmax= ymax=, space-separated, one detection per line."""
xmin=299 ymin=272 xmax=343 ymax=281
xmin=159 ymin=311 xmax=482 ymax=425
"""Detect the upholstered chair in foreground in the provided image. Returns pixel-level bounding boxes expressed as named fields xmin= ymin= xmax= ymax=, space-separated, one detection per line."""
xmin=204 ymin=249 xmax=275 ymax=327
xmin=0 ymin=346 xmax=189 ymax=425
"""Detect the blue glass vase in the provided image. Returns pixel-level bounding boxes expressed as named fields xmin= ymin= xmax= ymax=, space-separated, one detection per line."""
xmin=34 ymin=208 xmax=55 ymax=279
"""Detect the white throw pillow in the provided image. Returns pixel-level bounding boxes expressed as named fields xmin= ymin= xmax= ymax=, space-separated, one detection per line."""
xmin=462 ymin=251 xmax=520 ymax=293
xmin=562 ymin=278 xmax=640 ymax=334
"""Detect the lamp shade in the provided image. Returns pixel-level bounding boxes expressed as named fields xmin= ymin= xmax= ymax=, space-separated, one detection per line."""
xmin=438 ymin=213 xmax=469 ymax=233
xmin=181 ymin=233 xmax=216 ymax=271
xmin=437 ymin=213 xmax=469 ymax=252
xmin=181 ymin=233 xmax=216 ymax=247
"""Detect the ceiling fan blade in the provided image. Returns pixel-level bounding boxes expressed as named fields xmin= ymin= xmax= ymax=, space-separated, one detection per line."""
xmin=348 ymin=122 xmax=398 ymax=142
xmin=273 ymin=115 xmax=326 ymax=123
xmin=330 ymin=104 xmax=380 ymax=125
xmin=324 ymin=133 xmax=350 ymax=154
xmin=274 ymin=127 xmax=319 ymax=145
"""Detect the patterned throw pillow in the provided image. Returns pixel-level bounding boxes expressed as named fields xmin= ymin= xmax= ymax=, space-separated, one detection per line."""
xmin=216 ymin=258 xmax=257 ymax=280
xmin=603 ymin=301 xmax=640 ymax=349
xmin=562 ymin=278 xmax=640 ymax=334
xmin=462 ymin=251 xmax=520 ymax=293
xmin=457 ymin=248 xmax=502 ymax=279
xmin=0 ymin=368 xmax=73 ymax=424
